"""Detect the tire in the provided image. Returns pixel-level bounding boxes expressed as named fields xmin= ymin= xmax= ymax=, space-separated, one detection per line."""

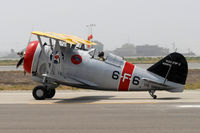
xmin=153 ymin=95 xmax=157 ymax=99
xmin=32 ymin=86 xmax=47 ymax=100
xmin=46 ymin=89 xmax=56 ymax=98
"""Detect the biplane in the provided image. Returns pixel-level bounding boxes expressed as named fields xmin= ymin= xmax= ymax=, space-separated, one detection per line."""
xmin=17 ymin=31 xmax=188 ymax=100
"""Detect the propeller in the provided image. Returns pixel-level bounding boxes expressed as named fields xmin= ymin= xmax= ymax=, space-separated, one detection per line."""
xmin=16 ymin=50 xmax=27 ymax=75
xmin=16 ymin=51 xmax=25 ymax=68
xmin=16 ymin=33 xmax=32 ymax=75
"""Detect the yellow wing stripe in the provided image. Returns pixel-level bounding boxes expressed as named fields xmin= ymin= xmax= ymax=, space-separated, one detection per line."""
xmin=31 ymin=31 xmax=95 ymax=45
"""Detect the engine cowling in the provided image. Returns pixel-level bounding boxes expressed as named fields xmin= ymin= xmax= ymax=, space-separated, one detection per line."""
xmin=23 ymin=41 xmax=39 ymax=73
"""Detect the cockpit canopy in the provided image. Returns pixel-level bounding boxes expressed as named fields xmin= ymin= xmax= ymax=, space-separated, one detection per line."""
xmin=105 ymin=53 xmax=124 ymax=67
xmin=88 ymin=49 xmax=124 ymax=67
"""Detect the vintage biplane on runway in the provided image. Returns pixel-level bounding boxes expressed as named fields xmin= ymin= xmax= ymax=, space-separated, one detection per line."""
xmin=17 ymin=31 xmax=188 ymax=100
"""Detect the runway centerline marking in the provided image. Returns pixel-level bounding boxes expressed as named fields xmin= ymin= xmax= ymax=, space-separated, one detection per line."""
xmin=178 ymin=105 xmax=200 ymax=108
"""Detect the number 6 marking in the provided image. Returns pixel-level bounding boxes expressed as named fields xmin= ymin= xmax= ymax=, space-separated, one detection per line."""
xmin=112 ymin=71 xmax=120 ymax=80
xmin=132 ymin=76 xmax=140 ymax=85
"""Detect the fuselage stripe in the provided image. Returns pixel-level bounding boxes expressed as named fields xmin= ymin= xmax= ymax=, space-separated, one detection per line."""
xmin=118 ymin=62 xmax=135 ymax=91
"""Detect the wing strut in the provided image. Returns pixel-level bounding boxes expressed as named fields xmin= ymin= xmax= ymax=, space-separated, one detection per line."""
xmin=37 ymin=35 xmax=50 ymax=74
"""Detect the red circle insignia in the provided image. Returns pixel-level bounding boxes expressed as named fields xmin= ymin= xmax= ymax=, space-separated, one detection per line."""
xmin=71 ymin=55 xmax=82 ymax=65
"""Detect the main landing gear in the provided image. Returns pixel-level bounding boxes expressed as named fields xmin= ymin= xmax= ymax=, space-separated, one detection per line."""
xmin=32 ymin=85 xmax=56 ymax=100
xmin=149 ymin=90 xmax=157 ymax=99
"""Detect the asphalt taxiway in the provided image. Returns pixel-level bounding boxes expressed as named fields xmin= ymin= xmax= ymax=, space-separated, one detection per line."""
xmin=0 ymin=90 xmax=200 ymax=133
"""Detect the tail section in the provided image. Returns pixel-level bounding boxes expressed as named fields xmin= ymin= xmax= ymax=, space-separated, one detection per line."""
xmin=147 ymin=52 xmax=188 ymax=85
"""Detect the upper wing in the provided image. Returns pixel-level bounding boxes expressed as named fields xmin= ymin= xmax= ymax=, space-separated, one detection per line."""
xmin=32 ymin=31 xmax=96 ymax=46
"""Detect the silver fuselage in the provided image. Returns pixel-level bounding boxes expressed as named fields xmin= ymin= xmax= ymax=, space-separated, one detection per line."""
xmin=31 ymin=45 xmax=184 ymax=92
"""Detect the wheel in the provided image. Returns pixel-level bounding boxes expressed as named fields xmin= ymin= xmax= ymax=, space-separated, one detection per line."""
xmin=149 ymin=90 xmax=157 ymax=99
xmin=45 ymin=89 xmax=56 ymax=98
xmin=32 ymin=86 xmax=47 ymax=100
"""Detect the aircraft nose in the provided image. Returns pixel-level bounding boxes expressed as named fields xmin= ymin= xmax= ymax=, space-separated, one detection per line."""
xmin=23 ymin=41 xmax=39 ymax=73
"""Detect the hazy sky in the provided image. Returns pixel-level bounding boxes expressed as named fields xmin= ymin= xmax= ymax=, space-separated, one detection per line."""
xmin=0 ymin=0 xmax=200 ymax=55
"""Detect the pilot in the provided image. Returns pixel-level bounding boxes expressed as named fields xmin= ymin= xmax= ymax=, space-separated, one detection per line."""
xmin=43 ymin=42 xmax=47 ymax=46
xmin=98 ymin=51 xmax=105 ymax=61
xmin=80 ymin=44 xmax=86 ymax=50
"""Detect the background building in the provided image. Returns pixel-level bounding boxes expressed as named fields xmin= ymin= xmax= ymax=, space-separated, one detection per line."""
xmin=111 ymin=43 xmax=169 ymax=57
xmin=112 ymin=43 xmax=136 ymax=57
xmin=2 ymin=49 xmax=18 ymax=58
xmin=136 ymin=44 xmax=169 ymax=56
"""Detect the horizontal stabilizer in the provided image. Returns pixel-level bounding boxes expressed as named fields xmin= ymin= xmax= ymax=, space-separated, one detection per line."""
xmin=142 ymin=78 xmax=171 ymax=90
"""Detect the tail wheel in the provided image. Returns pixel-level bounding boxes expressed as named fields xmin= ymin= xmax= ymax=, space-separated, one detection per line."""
xmin=32 ymin=86 xmax=47 ymax=100
xmin=149 ymin=90 xmax=157 ymax=99
xmin=46 ymin=89 xmax=56 ymax=98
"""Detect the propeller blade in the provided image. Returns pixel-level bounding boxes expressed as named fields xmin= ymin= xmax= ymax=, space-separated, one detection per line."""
xmin=24 ymin=71 xmax=26 ymax=76
xmin=16 ymin=57 xmax=24 ymax=68
xmin=17 ymin=51 xmax=24 ymax=58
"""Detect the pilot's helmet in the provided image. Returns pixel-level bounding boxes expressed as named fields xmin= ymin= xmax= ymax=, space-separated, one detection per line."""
xmin=98 ymin=51 xmax=104 ymax=57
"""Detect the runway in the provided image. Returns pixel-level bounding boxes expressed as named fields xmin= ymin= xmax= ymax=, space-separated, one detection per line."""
xmin=0 ymin=90 xmax=200 ymax=133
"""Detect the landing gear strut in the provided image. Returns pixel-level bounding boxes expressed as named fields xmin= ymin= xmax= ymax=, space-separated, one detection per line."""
xmin=149 ymin=90 xmax=157 ymax=99
xmin=32 ymin=85 xmax=56 ymax=100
